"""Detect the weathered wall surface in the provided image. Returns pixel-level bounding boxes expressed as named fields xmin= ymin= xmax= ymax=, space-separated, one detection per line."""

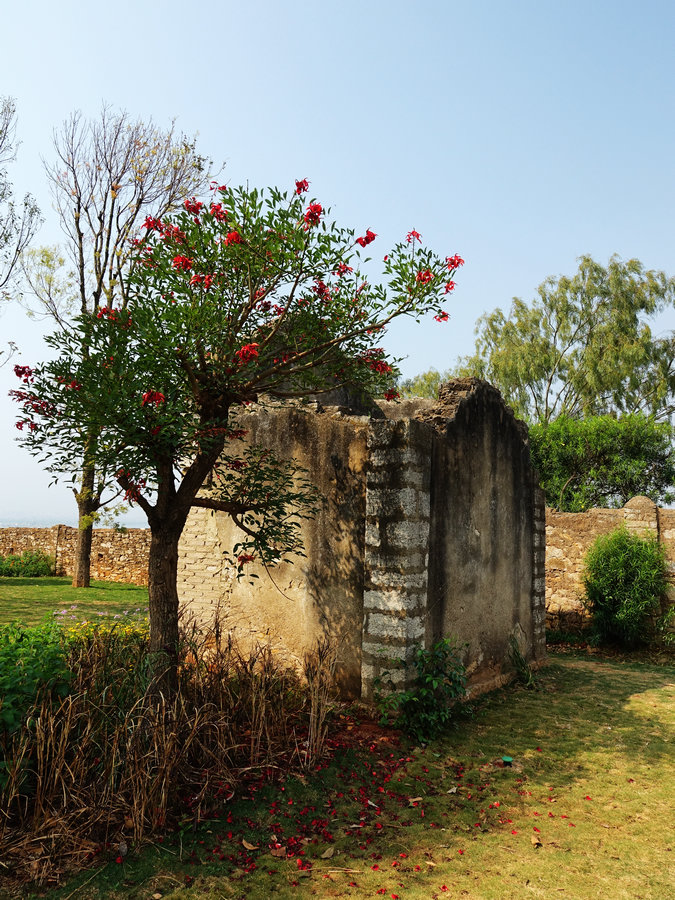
xmin=178 ymin=405 xmax=369 ymax=698
xmin=0 ymin=525 xmax=150 ymax=585
xmin=419 ymin=381 xmax=546 ymax=691
xmin=361 ymin=417 xmax=433 ymax=697
xmin=545 ymin=496 xmax=672 ymax=630
xmin=178 ymin=381 xmax=544 ymax=700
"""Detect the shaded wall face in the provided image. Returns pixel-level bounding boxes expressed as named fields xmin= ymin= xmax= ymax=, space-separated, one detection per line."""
xmin=427 ymin=393 xmax=536 ymax=684
xmin=178 ymin=407 xmax=368 ymax=698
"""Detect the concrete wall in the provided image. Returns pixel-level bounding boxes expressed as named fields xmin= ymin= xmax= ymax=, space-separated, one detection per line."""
xmin=178 ymin=380 xmax=544 ymax=699
xmin=545 ymin=496 xmax=674 ymax=630
xmin=0 ymin=525 xmax=150 ymax=585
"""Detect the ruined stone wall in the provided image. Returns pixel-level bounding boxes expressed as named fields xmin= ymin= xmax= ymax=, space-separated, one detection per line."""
xmin=361 ymin=418 xmax=433 ymax=698
xmin=178 ymin=382 xmax=543 ymax=701
xmin=419 ymin=381 xmax=545 ymax=692
xmin=178 ymin=404 xmax=369 ymax=698
xmin=0 ymin=527 xmax=60 ymax=562
xmin=0 ymin=525 xmax=150 ymax=585
xmin=545 ymin=496 xmax=669 ymax=630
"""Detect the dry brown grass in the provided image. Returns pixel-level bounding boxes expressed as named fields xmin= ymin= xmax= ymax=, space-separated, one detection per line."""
xmin=0 ymin=611 xmax=336 ymax=886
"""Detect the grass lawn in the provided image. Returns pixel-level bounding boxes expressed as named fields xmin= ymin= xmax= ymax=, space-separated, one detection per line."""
xmin=0 ymin=577 xmax=148 ymax=627
xmin=13 ymin=651 xmax=673 ymax=900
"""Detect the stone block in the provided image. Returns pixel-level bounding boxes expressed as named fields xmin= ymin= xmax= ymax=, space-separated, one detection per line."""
xmin=387 ymin=520 xmax=430 ymax=550
xmin=363 ymin=612 xmax=424 ymax=642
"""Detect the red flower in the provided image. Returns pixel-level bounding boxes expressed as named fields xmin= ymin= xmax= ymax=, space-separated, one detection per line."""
xmin=444 ymin=280 xmax=456 ymax=293
xmin=172 ymin=254 xmax=193 ymax=270
xmin=295 ymin=178 xmax=310 ymax=194
xmin=434 ymin=311 xmax=449 ymax=322
xmin=416 ymin=269 xmax=433 ymax=284
xmin=304 ymin=203 xmax=323 ymax=226
xmin=204 ymin=273 xmax=214 ymax=291
xmin=237 ymin=553 xmax=255 ymax=567
xmin=312 ymin=279 xmax=331 ymax=301
xmin=235 ymin=342 xmax=260 ymax=364
xmin=225 ymin=231 xmax=242 ymax=245
xmin=142 ymin=390 xmax=165 ymax=407
xmin=184 ymin=197 xmax=204 ymax=216
xmin=334 ymin=262 xmax=353 ymax=276
xmin=190 ymin=273 xmax=203 ymax=286
xmin=13 ymin=365 xmax=34 ymax=384
xmin=143 ymin=215 xmax=162 ymax=231
xmin=209 ymin=202 xmax=227 ymax=221
xmin=161 ymin=224 xmax=187 ymax=244
xmin=384 ymin=389 xmax=400 ymax=401
xmin=406 ymin=229 xmax=422 ymax=243
xmin=356 ymin=229 xmax=377 ymax=248
xmin=360 ymin=347 xmax=393 ymax=375
xmin=446 ymin=254 xmax=465 ymax=269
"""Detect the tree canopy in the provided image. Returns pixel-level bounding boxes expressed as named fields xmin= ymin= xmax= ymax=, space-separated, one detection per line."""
xmin=456 ymin=255 xmax=675 ymax=424
xmin=529 ymin=414 xmax=675 ymax=511
xmin=398 ymin=367 xmax=451 ymax=399
xmin=12 ymin=183 xmax=461 ymax=685
xmin=20 ymin=106 xmax=212 ymax=586
xmin=0 ymin=97 xmax=40 ymax=363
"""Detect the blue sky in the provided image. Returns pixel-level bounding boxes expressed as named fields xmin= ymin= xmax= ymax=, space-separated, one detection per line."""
xmin=1 ymin=0 xmax=674 ymax=525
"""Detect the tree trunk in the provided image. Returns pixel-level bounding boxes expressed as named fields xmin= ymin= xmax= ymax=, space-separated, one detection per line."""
xmin=73 ymin=460 xmax=98 ymax=588
xmin=73 ymin=512 xmax=94 ymax=588
xmin=147 ymin=525 xmax=183 ymax=695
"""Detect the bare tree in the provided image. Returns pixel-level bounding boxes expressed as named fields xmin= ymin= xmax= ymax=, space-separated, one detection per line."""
xmin=0 ymin=97 xmax=41 ymax=363
xmin=26 ymin=105 xmax=213 ymax=586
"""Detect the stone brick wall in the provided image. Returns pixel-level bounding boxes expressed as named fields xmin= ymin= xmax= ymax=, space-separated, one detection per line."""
xmin=532 ymin=486 xmax=548 ymax=653
xmin=0 ymin=525 xmax=150 ymax=585
xmin=545 ymin=496 xmax=672 ymax=630
xmin=361 ymin=418 xmax=432 ymax=698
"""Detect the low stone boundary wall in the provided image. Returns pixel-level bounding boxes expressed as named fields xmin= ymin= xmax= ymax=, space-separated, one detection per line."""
xmin=0 ymin=526 xmax=150 ymax=586
xmin=545 ymin=496 xmax=675 ymax=631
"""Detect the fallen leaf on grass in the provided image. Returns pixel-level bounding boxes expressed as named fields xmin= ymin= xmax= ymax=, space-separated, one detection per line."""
xmin=270 ymin=847 xmax=287 ymax=858
xmin=531 ymin=834 xmax=542 ymax=849
xmin=321 ymin=847 xmax=335 ymax=859
xmin=242 ymin=839 xmax=259 ymax=851
xmin=409 ymin=797 xmax=424 ymax=805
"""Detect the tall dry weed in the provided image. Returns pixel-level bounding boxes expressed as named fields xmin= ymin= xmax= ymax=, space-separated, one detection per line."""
xmin=0 ymin=607 xmax=337 ymax=885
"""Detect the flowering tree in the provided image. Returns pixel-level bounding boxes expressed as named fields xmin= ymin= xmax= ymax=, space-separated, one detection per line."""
xmin=12 ymin=181 xmax=462 ymax=687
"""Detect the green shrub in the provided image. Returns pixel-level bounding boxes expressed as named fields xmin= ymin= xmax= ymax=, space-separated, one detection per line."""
xmin=583 ymin=526 xmax=669 ymax=648
xmin=0 ymin=621 xmax=72 ymax=790
xmin=374 ymin=638 xmax=468 ymax=743
xmin=0 ymin=550 xmax=54 ymax=577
